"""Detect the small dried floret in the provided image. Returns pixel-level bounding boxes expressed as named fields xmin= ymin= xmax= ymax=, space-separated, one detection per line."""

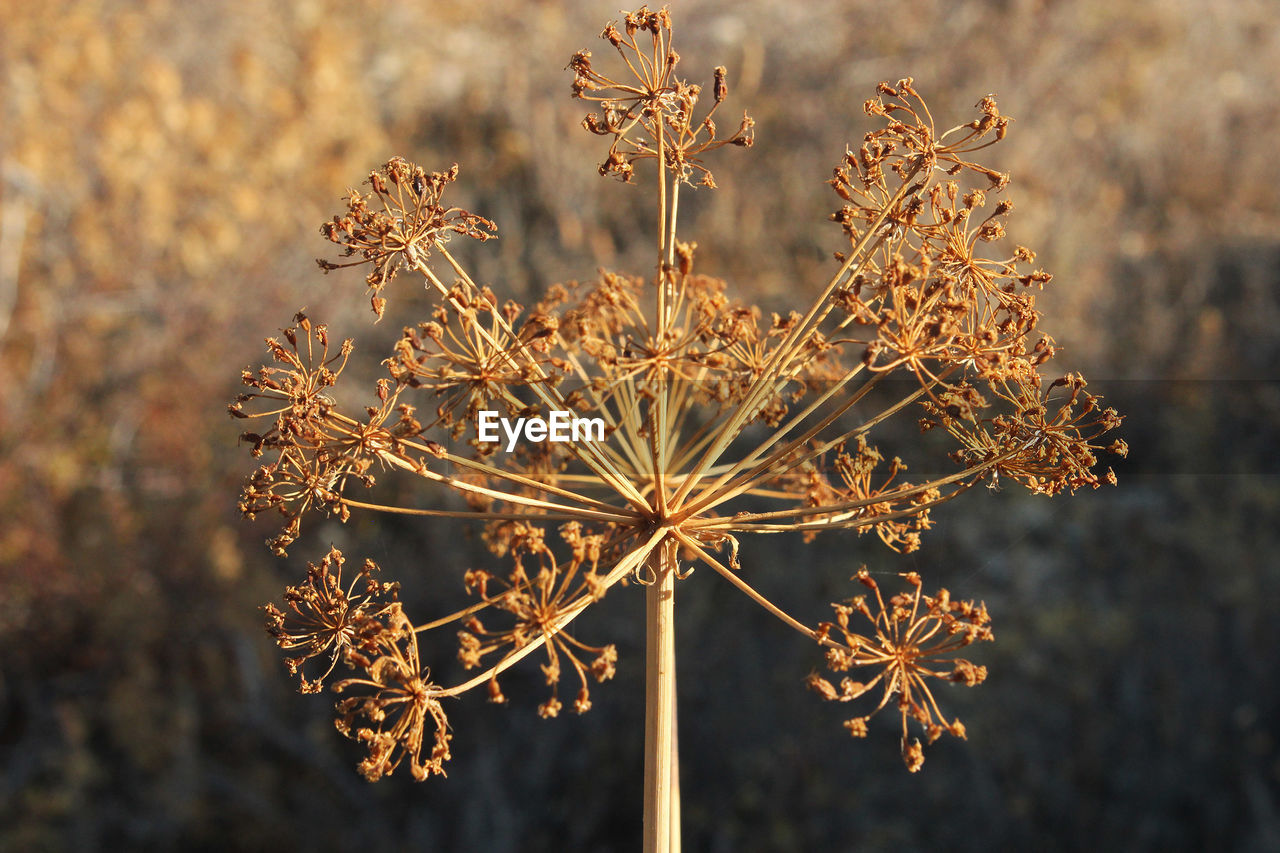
xmin=454 ymin=523 xmax=621 ymax=714
xmin=572 ymin=8 xmax=753 ymax=186
xmin=319 ymin=158 xmax=496 ymax=318
xmin=590 ymin=645 xmax=619 ymax=681
xmin=902 ymin=739 xmax=925 ymax=772
xmin=844 ymin=717 xmax=870 ymax=738
xmin=809 ymin=570 xmax=992 ymax=770
xmin=333 ymin=605 xmax=451 ymax=781
xmin=264 ymin=547 xmax=399 ymax=693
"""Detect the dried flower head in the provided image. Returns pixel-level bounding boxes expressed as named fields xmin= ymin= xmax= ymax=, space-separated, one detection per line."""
xmin=570 ymin=6 xmax=753 ymax=187
xmin=233 ymin=8 xmax=1123 ymax=835
xmin=808 ymin=569 xmax=990 ymax=771
xmin=263 ymin=546 xmax=400 ymax=694
xmin=456 ymin=521 xmax=618 ymax=717
xmin=317 ymin=158 xmax=496 ymax=318
xmin=333 ymin=603 xmax=451 ymax=781
xmin=231 ymin=312 xmax=426 ymax=554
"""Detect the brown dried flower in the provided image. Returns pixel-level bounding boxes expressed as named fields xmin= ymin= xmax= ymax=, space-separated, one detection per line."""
xmin=234 ymin=9 xmax=1123 ymax=846
xmin=570 ymin=6 xmax=753 ymax=187
xmin=808 ymin=569 xmax=991 ymax=771
xmin=317 ymin=158 xmax=496 ymax=318
xmin=333 ymin=603 xmax=451 ymax=781
xmin=455 ymin=521 xmax=618 ymax=715
xmin=263 ymin=546 xmax=399 ymax=694
xmin=232 ymin=311 xmax=425 ymax=554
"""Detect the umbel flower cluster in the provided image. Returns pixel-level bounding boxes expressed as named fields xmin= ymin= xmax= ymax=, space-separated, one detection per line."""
xmin=232 ymin=6 xmax=1124 ymax=785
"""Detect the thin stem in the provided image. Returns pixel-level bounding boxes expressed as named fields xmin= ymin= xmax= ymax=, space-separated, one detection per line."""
xmin=699 ymin=453 xmax=997 ymax=526
xmin=643 ymin=542 xmax=677 ymax=853
xmin=656 ymin=119 xmax=668 ymax=334
xmin=375 ymin=453 xmax=637 ymax=524
xmin=675 ymin=370 xmax=883 ymax=519
xmin=669 ymin=663 xmax=681 ymax=853
xmin=674 ymin=531 xmax=818 ymax=641
xmin=414 ymin=597 xmax=495 ymax=633
xmin=341 ymin=498 xmax=620 ymax=525
xmin=558 ymin=347 xmax=652 ymax=475
xmin=664 ymin=178 xmax=681 ymax=329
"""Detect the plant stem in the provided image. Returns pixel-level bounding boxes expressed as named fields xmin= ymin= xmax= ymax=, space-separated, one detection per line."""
xmin=643 ymin=543 xmax=678 ymax=853
xmin=669 ymin=674 xmax=682 ymax=853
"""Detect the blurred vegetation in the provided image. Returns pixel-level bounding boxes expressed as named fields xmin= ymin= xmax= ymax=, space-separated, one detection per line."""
xmin=1 ymin=0 xmax=1277 ymax=849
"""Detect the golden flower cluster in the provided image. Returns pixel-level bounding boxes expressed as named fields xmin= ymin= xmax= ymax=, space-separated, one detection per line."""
xmin=237 ymin=5 xmax=1124 ymax=781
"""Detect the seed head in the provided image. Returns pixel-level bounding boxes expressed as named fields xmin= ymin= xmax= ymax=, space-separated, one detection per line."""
xmin=234 ymin=6 xmax=1124 ymax=787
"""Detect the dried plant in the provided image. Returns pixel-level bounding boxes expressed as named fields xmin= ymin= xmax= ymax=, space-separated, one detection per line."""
xmin=232 ymin=6 xmax=1124 ymax=848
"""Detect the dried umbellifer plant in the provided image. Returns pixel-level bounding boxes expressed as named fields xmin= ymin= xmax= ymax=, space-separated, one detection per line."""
xmin=230 ymin=6 xmax=1125 ymax=849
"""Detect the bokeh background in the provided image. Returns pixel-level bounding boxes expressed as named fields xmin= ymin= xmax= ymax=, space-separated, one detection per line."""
xmin=3 ymin=0 xmax=1278 ymax=849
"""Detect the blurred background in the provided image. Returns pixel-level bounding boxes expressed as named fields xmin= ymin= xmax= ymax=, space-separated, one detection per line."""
xmin=2 ymin=0 xmax=1278 ymax=849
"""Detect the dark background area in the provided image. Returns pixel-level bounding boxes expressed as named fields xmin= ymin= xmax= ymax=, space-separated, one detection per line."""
xmin=2 ymin=1 xmax=1278 ymax=850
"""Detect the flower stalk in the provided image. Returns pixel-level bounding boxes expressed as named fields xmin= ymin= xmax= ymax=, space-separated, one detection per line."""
xmin=643 ymin=545 xmax=678 ymax=853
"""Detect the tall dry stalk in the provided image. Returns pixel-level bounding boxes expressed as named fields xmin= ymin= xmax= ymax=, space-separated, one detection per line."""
xmin=231 ymin=7 xmax=1124 ymax=849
